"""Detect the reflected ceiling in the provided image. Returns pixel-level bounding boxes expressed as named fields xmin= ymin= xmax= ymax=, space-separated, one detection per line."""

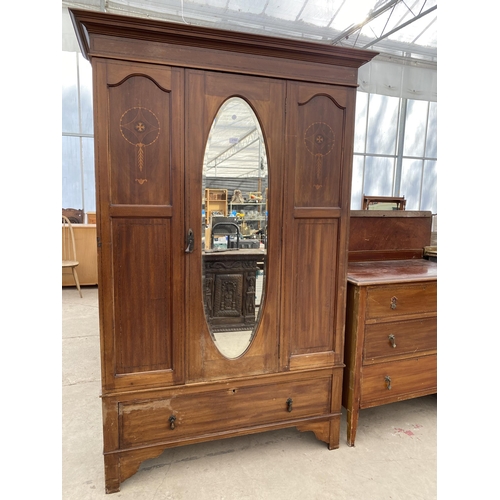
xmin=204 ymin=98 xmax=266 ymax=178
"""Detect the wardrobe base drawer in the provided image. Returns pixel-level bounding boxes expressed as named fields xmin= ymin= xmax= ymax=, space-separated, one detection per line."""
xmin=119 ymin=376 xmax=332 ymax=448
xmin=360 ymin=355 xmax=436 ymax=406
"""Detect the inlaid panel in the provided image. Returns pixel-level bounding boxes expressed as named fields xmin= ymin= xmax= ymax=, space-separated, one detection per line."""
xmin=294 ymin=95 xmax=345 ymax=208
xmin=108 ymin=74 xmax=172 ymax=206
xmin=113 ymin=218 xmax=173 ymax=374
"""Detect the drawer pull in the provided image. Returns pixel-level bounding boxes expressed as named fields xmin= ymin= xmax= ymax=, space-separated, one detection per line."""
xmin=390 ymin=296 xmax=398 ymax=309
xmin=168 ymin=415 xmax=176 ymax=430
xmin=388 ymin=334 xmax=397 ymax=348
xmin=286 ymin=398 xmax=293 ymax=412
xmin=384 ymin=376 xmax=392 ymax=390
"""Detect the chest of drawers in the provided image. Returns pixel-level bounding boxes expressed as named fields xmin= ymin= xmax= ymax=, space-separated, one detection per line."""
xmin=342 ymin=259 xmax=437 ymax=446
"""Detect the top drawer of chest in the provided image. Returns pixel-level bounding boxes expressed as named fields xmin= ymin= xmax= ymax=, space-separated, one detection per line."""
xmin=366 ymin=281 xmax=436 ymax=320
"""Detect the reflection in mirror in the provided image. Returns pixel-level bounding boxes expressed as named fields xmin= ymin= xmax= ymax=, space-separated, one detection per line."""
xmin=202 ymin=97 xmax=268 ymax=359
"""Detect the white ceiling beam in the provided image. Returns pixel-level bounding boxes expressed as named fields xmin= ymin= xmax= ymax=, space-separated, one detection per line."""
xmin=330 ymin=0 xmax=401 ymax=44
xmin=205 ymin=128 xmax=260 ymax=170
xmin=362 ymin=5 xmax=437 ymax=49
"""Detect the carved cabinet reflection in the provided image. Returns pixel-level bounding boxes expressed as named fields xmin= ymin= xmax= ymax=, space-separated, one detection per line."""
xmin=71 ymin=8 xmax=376 ymax=494
xmin=203 ymin=249 xmax=264 ymax=334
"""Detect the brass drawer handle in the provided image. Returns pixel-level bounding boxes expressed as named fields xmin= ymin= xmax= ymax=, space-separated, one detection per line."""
xmin=169 ymin=415 xmax=176 ymax=430
xmin=388 ymin=334 xmax=397 ymax=348
xmin=390 ymin=296 xmax=398 ymax=309
xmin=286 ymin=397 xmax=293 ymax=412
xmin=385 ymin=376 xmax=392 ymax=390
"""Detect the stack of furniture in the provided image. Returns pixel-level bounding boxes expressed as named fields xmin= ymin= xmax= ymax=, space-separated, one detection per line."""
xmin=342 ymin=210 xmax=437 ymax=446
xmin=204 ymin=188 xmax=228 ymax=249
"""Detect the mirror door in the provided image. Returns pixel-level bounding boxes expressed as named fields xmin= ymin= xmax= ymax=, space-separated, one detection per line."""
xmin=185 ymin=70 xmax=285 ymax=383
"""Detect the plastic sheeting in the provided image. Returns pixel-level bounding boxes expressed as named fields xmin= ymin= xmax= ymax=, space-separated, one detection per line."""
xmin=359 ymin=56 xmax=437 ymax=102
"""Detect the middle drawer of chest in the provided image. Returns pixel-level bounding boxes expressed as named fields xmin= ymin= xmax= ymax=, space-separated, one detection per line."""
xmin=363 ymin=317 xmax=437 ymax=362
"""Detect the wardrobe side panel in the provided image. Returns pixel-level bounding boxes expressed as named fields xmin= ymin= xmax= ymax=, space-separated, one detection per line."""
xmin=294 ymin=94 xmax=344 ymax=207
xmin=282 ymin=82 xmax=351 ymax=368
xmin=94 ymin=59 xmax=185 ymax=390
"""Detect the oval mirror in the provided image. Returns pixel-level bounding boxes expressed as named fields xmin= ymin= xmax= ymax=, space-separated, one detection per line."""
xmin=202 ymin=97 xmax=268 ymax=359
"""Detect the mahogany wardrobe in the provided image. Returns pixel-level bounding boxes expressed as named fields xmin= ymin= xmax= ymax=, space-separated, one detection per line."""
xmin=70 ymin=9 xmax=376 ymax=493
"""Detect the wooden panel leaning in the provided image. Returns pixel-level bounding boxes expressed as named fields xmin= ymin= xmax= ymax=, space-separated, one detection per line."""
xmin=348 ymin=210 xmax=432 ymax=262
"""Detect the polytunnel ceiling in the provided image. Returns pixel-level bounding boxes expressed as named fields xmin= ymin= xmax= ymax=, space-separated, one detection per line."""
xmin=62 ymin=0 xmax=437 ymax=178
xmin=63 ymin=0 xmax=437 ymax=61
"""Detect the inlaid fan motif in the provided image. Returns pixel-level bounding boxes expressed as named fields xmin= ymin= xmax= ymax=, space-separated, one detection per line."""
xmin=304 ymin=122 xmax=335 ymax=184
xmin=120 ymin=107 xmax=160 ymax=185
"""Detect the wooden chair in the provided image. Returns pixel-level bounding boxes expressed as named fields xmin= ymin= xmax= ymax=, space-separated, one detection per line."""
xmin=62 ymin=215 xmax=82 ymax=297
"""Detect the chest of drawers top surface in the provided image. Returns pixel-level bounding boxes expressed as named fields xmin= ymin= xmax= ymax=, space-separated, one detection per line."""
xmin=347 ymin=259 xmax=437 ymax=286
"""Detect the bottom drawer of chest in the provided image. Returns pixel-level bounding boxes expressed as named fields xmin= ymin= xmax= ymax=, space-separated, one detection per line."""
xmin=119 ymin=376 xmax=332 ymax=448
xmin=360 ymin=355 xmax=436 ymax=407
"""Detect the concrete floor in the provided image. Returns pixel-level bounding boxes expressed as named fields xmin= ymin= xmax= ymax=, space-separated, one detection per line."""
xmin=62 ymin=286 xmax=437 ymax=500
